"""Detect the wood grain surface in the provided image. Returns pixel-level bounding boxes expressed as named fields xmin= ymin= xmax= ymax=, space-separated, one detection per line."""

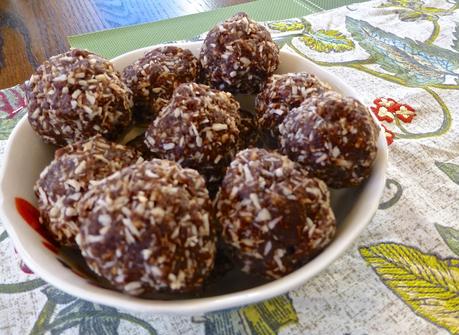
xmin=0 ymin=0 xmax=249 ymax=89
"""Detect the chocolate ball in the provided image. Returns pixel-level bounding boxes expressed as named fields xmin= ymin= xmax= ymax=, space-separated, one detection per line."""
xmin=77 ymin=159 xmax=216 ymax=295
xmin=34 ymin=135 xmax=140 ymax=247
xmin=123 ymin=46 xmax=200 ymax=122
xmin=145 ymin=82 xmax=240 ymax=184
xmin=216 ymin=148 xmax=336 ymax=279
xmin=200 ymin=12 xmax=279 ymax=94
xmin=26 ymin=49 xmax=133 ymax=146
xmin=279 ymin=91 xmax=379 ymax=188
xmin=255 ymin=72 xmax=330 ymax=139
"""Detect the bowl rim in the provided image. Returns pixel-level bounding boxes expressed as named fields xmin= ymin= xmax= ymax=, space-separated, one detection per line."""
xmin=0 ymin=41 xmax=388 ymax=314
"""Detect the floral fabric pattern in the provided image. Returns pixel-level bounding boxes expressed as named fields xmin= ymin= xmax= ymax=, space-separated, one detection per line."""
xmin=370 ymin=97 xmax=417 ymax=144
xmin=1 ymin=0 xmax=459 ymax=334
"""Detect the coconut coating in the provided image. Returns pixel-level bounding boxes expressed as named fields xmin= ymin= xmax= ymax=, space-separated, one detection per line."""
xmin=76 ymin=159 xmax=216 ymax=295
xmin=216 ymin=148 xmax=336 ymax=279
xmin=26 ymin=48 xmax=133 ymax=146
xmin=200 ymin=12 xmax=279 ymax=94
xmin=145 ymin=82 xmax=240 ymax=183
xmin=255 ymin=73 xmax=330 ymax=137
xmin=34 ymin=135 xmax=140 ymax=247
xmin=279 ymin=91 xmax=379 ymax=188
xmin=122 ymin=46 xmax=200 ymax=122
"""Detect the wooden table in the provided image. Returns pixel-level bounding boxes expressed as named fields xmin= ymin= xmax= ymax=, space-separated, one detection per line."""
xmin=0 ymin=0 xmax=249 ymax=89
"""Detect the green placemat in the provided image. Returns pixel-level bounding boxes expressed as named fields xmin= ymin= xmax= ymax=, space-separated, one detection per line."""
xmin=68 ymin=0 xmax=366 ymax=59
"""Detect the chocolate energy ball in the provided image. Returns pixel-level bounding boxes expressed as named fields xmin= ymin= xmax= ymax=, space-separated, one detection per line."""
xmin=26 ymin=48 xmax=133 ymax=147
xmin=255 ymin=72 xmax=331 ymax=138
xmin=279 ymin=91 xmax=379 ymax=188
xmin=34 ymin=135 xmax=141 ymax=247
xmin=145 ymin=82 xmax=240 ymax=184
xmin=76 ymin=159 xmax=216 ymax=295
xmin=200 ymin=12 xmax=279 ymax=94
xmin=216 ymin=148 xmax=336 ymax=279
xmin=122 ymin=46 xmax=200 ymax=122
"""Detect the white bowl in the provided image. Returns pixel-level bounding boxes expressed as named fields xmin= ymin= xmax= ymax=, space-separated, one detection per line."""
xmin=0 ymin=41 xmax=388 ymax=314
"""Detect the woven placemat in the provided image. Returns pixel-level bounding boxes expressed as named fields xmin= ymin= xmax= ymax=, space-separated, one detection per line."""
xmin=68 ymin=0 xmax=366 ymax=58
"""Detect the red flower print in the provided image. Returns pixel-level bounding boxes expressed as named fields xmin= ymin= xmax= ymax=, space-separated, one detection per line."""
xmin=371 ymin=105 xmax=395 ymax=123
xmin=371 ymin=97 xmax=416 ymax=125
xmin=374 ymin=97 xmax=398 ymax=109
xmin=394 ymin=104 xmax=416 ymax=123
xmin=381 ymin=124 xmax=394 ymax=145
xmin=370 ymin=97 xmax=417 ymax=146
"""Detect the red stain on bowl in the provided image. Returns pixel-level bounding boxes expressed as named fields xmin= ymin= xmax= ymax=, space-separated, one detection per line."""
xmin=15 ymin=197 xmax=59 ymax=253
xmin=43 ymin=241 xmax=58 ymax=253
xmin=15 ymin=197 xmax=91 ymax=280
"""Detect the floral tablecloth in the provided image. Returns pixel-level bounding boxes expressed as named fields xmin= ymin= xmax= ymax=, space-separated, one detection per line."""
xmin=1 ymin=0 xmax=459 ymax=334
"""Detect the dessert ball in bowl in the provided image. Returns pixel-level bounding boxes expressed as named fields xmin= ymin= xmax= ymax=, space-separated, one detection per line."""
xmin=0 ymin=23 xmax=387 ymax=314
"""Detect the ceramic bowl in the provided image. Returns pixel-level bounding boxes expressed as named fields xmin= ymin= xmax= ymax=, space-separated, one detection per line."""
xmin=0 ymin=41 xmax=388 ymax=314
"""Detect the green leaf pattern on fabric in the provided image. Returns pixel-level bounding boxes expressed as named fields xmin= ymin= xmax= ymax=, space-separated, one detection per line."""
xmin=379 ymin=0 xmax=425 ymax=9
xmin=0 ymin=279 xmax=46 ymax=294
xmin=301 ymin=29 xmax=355 ymax=53
xmin=0 ymin=230 xmax=8 ymax=243
xmin=360 ymin=243 xmax=459 ymax=334
xmin=378 ymin=179 xmax=403 ymax=210
xmin=379 ymin=0 xmax=458 ymax=21
xmin=345 ymin=16 xmax=459 ymax=86
xmin=268 ymin=19 xmax=307 ymax=33
xmin=436 ymin=224 xmax=459 ymax=256
xmin=196 ymin=295 xmax=298 ymax=335
xmin=435 ymin=161 xmax=459 ymax=185
xmin=0 ymin=118 xmax=20 ymax=140
xmin=41 ymin=286 xmax=77 ymax=305
xmin=30 ymin=286 xmax=157 ymax=334
xmin=57 ymin=301 xmax=120 ymax=335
